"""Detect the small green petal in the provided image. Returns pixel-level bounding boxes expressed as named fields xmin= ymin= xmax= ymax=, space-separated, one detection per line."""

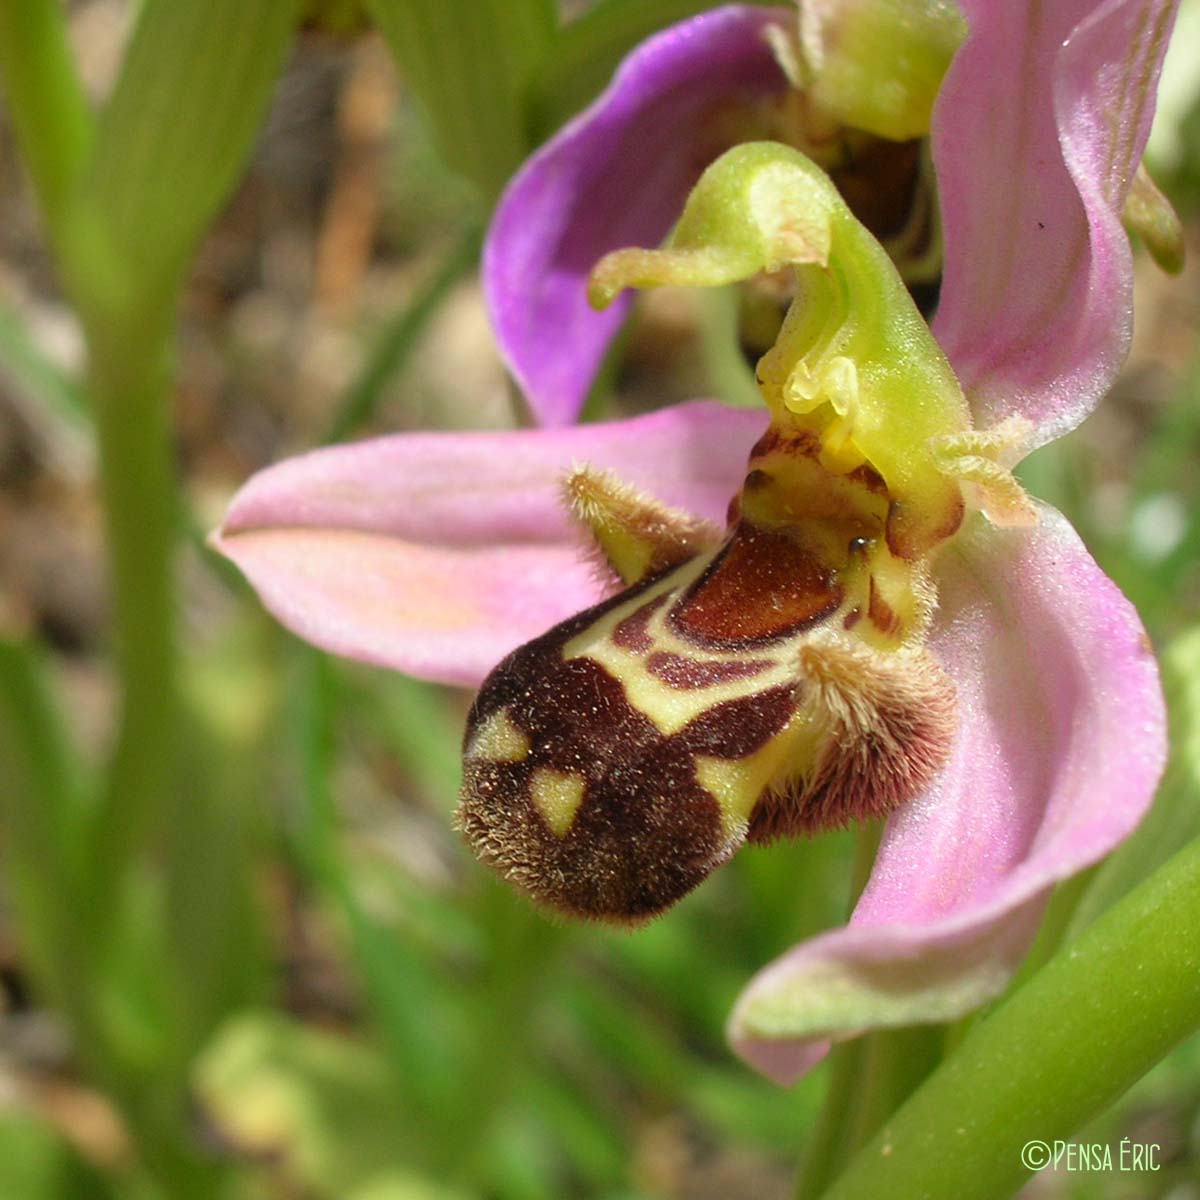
xmin=1123 ymin=162 xmax=1186 ymax=276
xmin=800 ymin=0 xmax=966 ymax=140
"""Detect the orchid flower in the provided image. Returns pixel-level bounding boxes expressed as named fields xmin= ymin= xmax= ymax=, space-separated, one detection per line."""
xmin=214 ymin=0 xmax=1177 ymax=1085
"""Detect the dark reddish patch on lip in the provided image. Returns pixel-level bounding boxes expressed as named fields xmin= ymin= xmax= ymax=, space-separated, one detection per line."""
xmin=670 ymin=523 xmax=841 ymax=648
xmin=646 ymin=651 xmax=774 ymax=689
xmin=612 ymin=592 xmax=670 ymax=653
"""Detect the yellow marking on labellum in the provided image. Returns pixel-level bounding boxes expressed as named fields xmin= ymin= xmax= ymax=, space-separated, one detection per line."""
xmin=694 ymin=727 xmax=803 ymax=833
xmin=465 ymin=708 xmax=531 ymax=763
xmin=530 ymin=768 xmax=587 ymax=838
xmin=563 ymin=560 xmax=798 ymax=737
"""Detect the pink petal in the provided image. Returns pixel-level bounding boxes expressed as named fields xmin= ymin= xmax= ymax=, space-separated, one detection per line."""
xmin=214 ymin=401 xmax=764 ymax=686
xmin=730 ymin=506 xmax=1165 ymax=1084
xmin=484 ymin=5 xmax=792 ymax=427
xmin=933 ymin=0 xmax=1178 ymax=445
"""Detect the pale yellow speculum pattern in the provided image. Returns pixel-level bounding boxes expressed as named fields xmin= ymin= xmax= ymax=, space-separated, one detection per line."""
xmin=466 ymin=709 xmax=531 ymax=764
xmin=562 ymin=561 xmax=796 ymax=737
xmin=694 ymin=728 xmax=802 ymax=832
xmin=530 ymin=769 xmax=587 ymax=838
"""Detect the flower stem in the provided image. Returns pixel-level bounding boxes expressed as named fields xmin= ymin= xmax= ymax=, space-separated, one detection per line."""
xmin=797 ymin=1026 xmax=944 ymax=1198
xmin=818 ymin=833 xmax=1200 ymax=1200
xmin=795 ymin=1039 xmax=866 ymax=1198
xmin=796 ymin=820 xmax=941 ymax=1197
xmin=82 ymin=321 xmax=179 ymax=941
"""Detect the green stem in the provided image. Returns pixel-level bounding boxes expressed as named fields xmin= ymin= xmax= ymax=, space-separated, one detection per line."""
xmin=820 ymin=834 xmax=1200 ymax=1200
xmin=0 ymin=0 xmax=92 ymax=244
xmin=70 ymin=306 xmax=230 ymax=1200
xmin=844 ymin=1028 xmax=944 ymax=1150
xmin=797 ymin=1026 xmax=943 ymax=1197
xmin=795 ymin=821 xmax=916 ymax=1197
xmin=796 ymin=1040 xmax=866 ymax=1199
xmin=82 ymin=319 xmax=179 ymax=940
xmin=78 ymin=317 xmax=234 ymax=1199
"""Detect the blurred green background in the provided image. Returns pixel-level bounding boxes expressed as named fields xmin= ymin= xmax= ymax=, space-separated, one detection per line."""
xmin=0 ymin=2 xmax=1197 ymax=1197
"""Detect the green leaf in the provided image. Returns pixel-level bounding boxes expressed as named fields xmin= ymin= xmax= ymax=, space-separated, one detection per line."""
xmin=0 ymin=305 xmax=88 ymax=433
xmin=286 ymin=646 xmax=460 ymax=1121
xmin=818 ymin=834 xmax=1200 ymax=1200
xmin=82 ymin=0 xmax=300 ymax=305
xmin=366 ymin=0 xmax=556 ymax=202
xmin=531 ymin=0 xmax=776 ymax=139
xmin=0 ymin=0 xmax=93 ymax=240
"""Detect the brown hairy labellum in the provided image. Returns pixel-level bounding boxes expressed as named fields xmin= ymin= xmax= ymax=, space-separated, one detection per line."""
xmin=455 ymin=432 xmax=959 ymax=923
